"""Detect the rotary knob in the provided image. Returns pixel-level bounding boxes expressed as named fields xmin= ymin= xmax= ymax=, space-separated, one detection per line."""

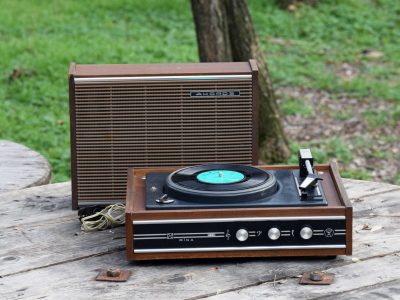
xmin=268 ymin=227 xmax=280 ymax=240
xmin=300 ymin=226 xmax=313 ymax=240
xmin=235 ymin=229 xmax=249 ymax=242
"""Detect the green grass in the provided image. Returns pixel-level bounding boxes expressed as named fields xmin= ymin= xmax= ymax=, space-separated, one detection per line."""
xmin=0 ymin=0 xmax=197 ymax=182
xmin=0 ymin=0 xmax=399 ymax=182
xmin=281 ymin=96 xmax=314 ymax=117
xmin=363 ymin=107 xmax=400 ymax=129
xmin=288 ymin=138 xmax=373 ymax=182
xmin=289 ymin=138 xmax=353 ymax=165
xmin=252 ymin=0 xmax=400 ymax=100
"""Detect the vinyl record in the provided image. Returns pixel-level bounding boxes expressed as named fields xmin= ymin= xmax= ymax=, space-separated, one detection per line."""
xmin=164 ymin=164 xmax=278 ymax=203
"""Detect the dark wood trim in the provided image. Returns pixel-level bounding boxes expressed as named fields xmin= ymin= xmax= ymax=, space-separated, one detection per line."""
xmin=72 ymin=62 xmax=253 ymax=77
xmin=249 ymin=59 xmax=259 ymax=164
xmin=329 ymin=161 xmax=352 ymax=207
xmin=345 ymin=206 xmax=353 ymax=255
xmin=132 ymin=207 xmax=346 ymax=221
xmin=125 ymin=213 xmax=134 ymax=260
xmin=132 ymin=249 xmax=346 ymax=261
xmin=328 ymin=161 xmax=353 ymax=255
xmin=125 ymin=169 xmax=134 ymax=260
xmin=68 ymin=63 xmax=78 ymax=210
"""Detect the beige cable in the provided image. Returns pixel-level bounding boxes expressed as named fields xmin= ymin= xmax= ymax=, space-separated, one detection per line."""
xmin=81 ymin=203 xmax=125 ymax=231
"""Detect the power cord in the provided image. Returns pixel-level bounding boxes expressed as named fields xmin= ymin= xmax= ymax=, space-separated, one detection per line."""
xmin=80 ymin=203 xmax=125 ymax=231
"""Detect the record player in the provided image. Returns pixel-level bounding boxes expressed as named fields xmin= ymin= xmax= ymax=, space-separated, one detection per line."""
xmin=125 ymin=149 xmax=352 ymax=260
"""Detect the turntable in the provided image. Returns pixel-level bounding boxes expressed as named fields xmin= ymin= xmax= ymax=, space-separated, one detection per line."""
xmin=125 ymin=149 xmax=352 ymax=260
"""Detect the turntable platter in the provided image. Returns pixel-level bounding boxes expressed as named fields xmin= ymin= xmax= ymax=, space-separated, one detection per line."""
xmin=164 ymin=164 xmax=278 ymax=203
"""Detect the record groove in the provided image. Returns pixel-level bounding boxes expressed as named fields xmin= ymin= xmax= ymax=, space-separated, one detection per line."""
xmin=164 ymin=164 xmax=278 ymax=203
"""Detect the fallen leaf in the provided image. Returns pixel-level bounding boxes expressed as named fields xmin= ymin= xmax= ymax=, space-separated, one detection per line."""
xmin=8 ymin=68 xmax=35 ymax=81
xmin=362 ymin=49 xmax=384 ymax=59
xmin=362 ymin=223 xmax=371 ymax=230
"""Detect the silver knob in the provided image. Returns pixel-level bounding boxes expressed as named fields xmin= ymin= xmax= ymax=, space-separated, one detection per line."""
xmin=300 ymin=226 xmax=313 ymax=240
xmin=268 ymin=227 xmax=281 ymax=240
xmin=235 ymin=229 xmax=249 ymax=242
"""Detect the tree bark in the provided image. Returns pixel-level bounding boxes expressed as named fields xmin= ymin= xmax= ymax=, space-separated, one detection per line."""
xmin=191 ymin=0 xmax=232 ymax=61
xmin=191 ymin=0 xmax=290 ymax=163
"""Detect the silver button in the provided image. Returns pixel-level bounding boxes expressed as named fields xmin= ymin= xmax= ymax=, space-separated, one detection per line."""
xmin=268 ymin=227 xmax=281 ymax=240
xmin=300 ymin=226 xmax=313 ymax=240
xmin=235 ymin=229 xmax=249 ymax=242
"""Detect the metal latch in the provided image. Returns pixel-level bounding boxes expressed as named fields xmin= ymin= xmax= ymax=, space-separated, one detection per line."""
xmin=95 ymin=268 xmax=131 ymax=282
xmin=299 ymin=271 xmax=334 ymax=285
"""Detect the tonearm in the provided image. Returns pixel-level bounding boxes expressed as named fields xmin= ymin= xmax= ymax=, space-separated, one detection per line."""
xmin=298 ymin=149 xmax=323 ymax=200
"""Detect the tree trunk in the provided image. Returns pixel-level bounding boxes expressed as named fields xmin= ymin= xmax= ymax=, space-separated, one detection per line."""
xmin=191 ymin=0 xmax=232 ymax=61
xmin=191 ymin=0 xmax=290 ymax=163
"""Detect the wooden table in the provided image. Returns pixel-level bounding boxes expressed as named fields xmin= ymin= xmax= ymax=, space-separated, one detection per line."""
xmin=0 ymin=179 xmax=399 ymax=299
xmin=0 ymin=140 xmax=51 ymax=193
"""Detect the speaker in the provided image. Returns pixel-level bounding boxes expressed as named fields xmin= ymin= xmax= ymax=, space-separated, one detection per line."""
xmin=69 ymin=60 xmax=259 ymax=209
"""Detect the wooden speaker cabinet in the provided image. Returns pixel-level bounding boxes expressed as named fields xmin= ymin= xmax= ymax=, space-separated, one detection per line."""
xmin=69 ymin=60 xmax=259 ymax=209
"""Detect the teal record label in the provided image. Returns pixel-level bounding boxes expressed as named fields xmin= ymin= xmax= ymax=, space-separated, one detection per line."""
xmin=196 ymin=170 xmax=245 ymax=184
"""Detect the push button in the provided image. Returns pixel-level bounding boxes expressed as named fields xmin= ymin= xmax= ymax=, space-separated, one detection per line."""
xmin=300 ymin=226 xmax=313 ymax=240
xmin=235 ymin=229 xmax=249 ymax=242
xmin=268 ymin=227 xmax=280 ymax=240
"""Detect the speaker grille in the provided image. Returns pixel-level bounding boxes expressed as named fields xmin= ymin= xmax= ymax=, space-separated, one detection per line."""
xmin=73 ymin=76 xmax=254 ymax=204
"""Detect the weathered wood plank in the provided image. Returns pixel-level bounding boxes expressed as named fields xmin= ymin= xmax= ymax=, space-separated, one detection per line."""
xmin=0 ymin=251 xmax=399 ymax=299
xmin=0 ymin=219 xmax=125 ymax=277
xmin=320 ymin=278 xmax=400 ymax=300
xmin=0 ymin=182 xmax=398 ymax=278
xmin=0 ymin=182 xmax=125 ymax=277
xmin=1 ymin=195 xmax=398 ymax=279
xmin=350 ymin=189 xmax=400 ymax=258
xmin=2 ymin=179 xmax=396 ymax=229
xmin=203 ymin=254 xmax=400 ymax=300
xmin=0 ymin=212 xmax=398 ymax=298
xmin=0 ymin=180 xmax=398 ymax=299
xmin=352 ymin=189 xmax=400 ymax=217
xmin=343 ymin=178 xmax=399 ymax=200
xmin=0 ymin=250 xmax=354 ymax=300
xmin=0 ymin=140 xmax=51 ymax=193
xmin=0 ymin=182 xmax=72 ymax=229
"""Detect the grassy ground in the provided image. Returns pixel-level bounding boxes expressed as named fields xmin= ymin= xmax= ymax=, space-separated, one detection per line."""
xmin=0 ymin=0 xmax=399 ymax=183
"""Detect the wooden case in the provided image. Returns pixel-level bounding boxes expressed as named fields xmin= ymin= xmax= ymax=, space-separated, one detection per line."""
xmin=69 ymin=61 xmax=259 ymax=209
xmin=125 ymin=163 xmax=352 ymax=260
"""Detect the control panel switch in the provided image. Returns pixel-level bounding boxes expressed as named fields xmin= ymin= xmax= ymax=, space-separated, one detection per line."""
xmin=300 ymin=226 xmax=313 ymax=240
xmin=236 ymin=229 xmax=249 ymax=242
xmin=268 ymin=227 xmax=281 ymax=240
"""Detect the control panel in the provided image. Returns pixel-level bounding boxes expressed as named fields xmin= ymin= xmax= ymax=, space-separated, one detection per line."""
xmin=133 ymin=217 xmax=347 ymax=253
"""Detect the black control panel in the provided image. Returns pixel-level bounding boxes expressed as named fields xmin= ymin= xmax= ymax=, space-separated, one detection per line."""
xmin=133 ymin=217 xmax=347 ymax=253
